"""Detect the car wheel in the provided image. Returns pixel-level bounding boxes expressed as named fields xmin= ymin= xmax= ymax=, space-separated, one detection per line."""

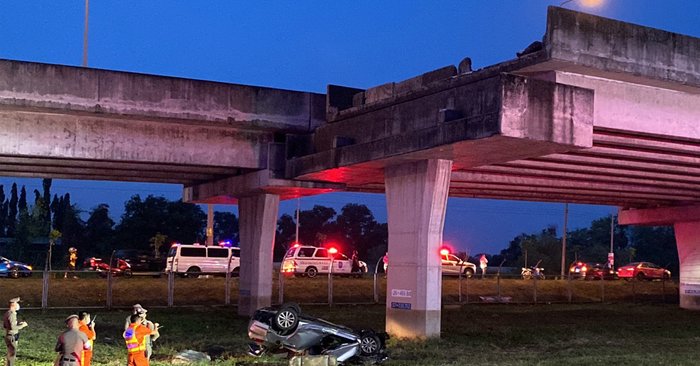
xmin=359 ymin=331 xmax=381 ymax=356
xmin=231 ymin=267 xmax=240 ymax=277
xmin=123 ymin=270 xmax=133 ymax=278
xmin=10 ymin=267 xmax=19 ymax=279
xmin=305 ymin=267 xmax=318 ymax=278
xmin=522 ymin=272 xmax=532 ymax=280
xmin=186 ymin=267 xmax=201 ymax=278
xmin=272 ymin=305 xmax=299 ymax=335
xmin=636 ymin=272 xmax=645 ymax=281
xmin=464 ymin=268 xmax=474 ymax=278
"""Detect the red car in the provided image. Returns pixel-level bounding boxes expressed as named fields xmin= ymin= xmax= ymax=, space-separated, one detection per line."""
xmin=617 ymin=262 xmax=670 ymax=281
xmin=83 ymin=257 xmax=132 ymax=277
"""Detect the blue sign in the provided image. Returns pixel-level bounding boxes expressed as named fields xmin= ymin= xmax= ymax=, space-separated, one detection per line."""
xmin=390 ymin=302 xmax=412 ymax=310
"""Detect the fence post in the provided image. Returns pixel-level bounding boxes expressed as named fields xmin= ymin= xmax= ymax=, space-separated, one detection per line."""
xmin=533 ymin=276 xmax=538 ymax=304
xmin=458 ymin=266 xmax=463 ymax=303
xmin=465 ymin=272 xmax=469 ymax=304
xmin=373 ymin=256 xmax=383 ymax=305
xmin=632 ymin=278 xmax=637 ymax=303
xmin=107 ymin=270 xmax=113 ymax=309
xmin=328 ymin=258 xmax=333 ymax=307
xmin=278 ymin=271 xmax=284 ymax=305
xmin=41 ymin=270 xmax=49 ymax=310
xmin=600 ymin=277 xmax=605 ymax=303
xmin=167 ymin=271 xmax=174 ymax=308
xmin=567 ymin=272 xmax=572 ymax=303
xmin=662 ymin=275 xmax=666 ymax=303
xmin=225 ymin=254 xmax=232 ymax=306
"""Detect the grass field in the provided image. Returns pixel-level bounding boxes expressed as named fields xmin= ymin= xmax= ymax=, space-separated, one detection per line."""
xmin=0 ymin=273 xmax=679 ymax=308
xmin=8 ymin=303 xmax=700 ymax=365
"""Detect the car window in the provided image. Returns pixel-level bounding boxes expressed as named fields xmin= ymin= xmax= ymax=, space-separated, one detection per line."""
xmin=167 ymin=247 xmax=177 ymax=257
xmin=337 ymin=253 xmax=349 ymax=260
xmin=231 ymin=248 xmax=240 ymax=258
xmin=449 ymin=254 xmax=461 ymax=262
xmin=285 ymin=248 xmax=296 ymax=258
xmin=647 ymin=263 xmax=659 ymax=268
xmin=298 ymin=248 xmax=315 ymax=257
xmin=314 ymin=249 xmax=329 ymax=258
xmin=208 ymin=248 xmax=229 ymax=258
xmin=180 ymin=247 xmax=206 ymax=257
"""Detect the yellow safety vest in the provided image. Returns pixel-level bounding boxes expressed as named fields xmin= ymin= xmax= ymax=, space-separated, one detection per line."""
xmin=123 ymin=325 xmax=146 ymax=354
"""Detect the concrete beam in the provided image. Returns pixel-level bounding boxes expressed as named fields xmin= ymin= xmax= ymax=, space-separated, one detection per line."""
xmin=238 ymin=193 xmax=280 ymax=316
xmin=0 ymin=109 xmax=269 ymax=170
xmin=673 ymin=221 xmax=700 ymax=310
xmin=385 ymin=159 xmax=451 ymax=338
xmin=0 ymin=59 xmax=325 ymax=132
xmin=619 ymin=205 xmax=700 ymax=226
xmin=289 ymin=73 xmax=593 ymax=182
xmin=182 ymin=169 xmax=344 ymax=204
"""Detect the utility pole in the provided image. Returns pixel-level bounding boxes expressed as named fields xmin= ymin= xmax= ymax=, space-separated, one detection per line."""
xmin=609 ymin=214 xmax=615 ymax=268
xmin=561 ymin=203 xmax=569 ymax=278
xmin=82 ymin=0 xmax=89 ymax=67
xmin=295 ymin=198 xmax=300 ymax=243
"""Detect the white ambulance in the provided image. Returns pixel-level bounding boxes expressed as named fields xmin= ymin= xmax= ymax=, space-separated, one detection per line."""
xmin=281 ymin=245 xmax=368 ymax=278
xmin=166 ymin=243 xmax=240 ymax=277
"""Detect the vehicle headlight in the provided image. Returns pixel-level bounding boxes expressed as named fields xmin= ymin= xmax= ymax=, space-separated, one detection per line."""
xmin=26 ymin=266 xmax=32 ymax=270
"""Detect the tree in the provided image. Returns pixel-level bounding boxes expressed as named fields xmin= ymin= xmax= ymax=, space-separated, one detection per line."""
xmin=213 ymin=212 xmax=238 ymax=244
xmin=84 ymin=204 xmax=115 ymax=256
xmin=18 ymin=186 xmax=27 ymax=213
xmin=150 ymin=232 xmax=168 ymax=259
xmin=629 ymin=226 xmax=678 ymax=274
xmin=274 ymin=214 xmax=297 ymax=261
xmin=335 ymin=204 xmax=377 ymax=258
xmin=6 ymin=183 xmax=17 ymax=237
xmin=298 ymin=205 xmax=337 ymax=246
xmin=42 ymin=179 xmax=52 ymax=226
xmin=0 ymin=185 xmax=6 ymax=236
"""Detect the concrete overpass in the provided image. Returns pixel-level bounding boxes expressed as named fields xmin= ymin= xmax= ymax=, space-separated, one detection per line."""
xmin=1 ymin=6 xmax=700 ymax=338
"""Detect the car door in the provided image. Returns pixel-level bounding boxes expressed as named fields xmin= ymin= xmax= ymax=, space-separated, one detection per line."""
xmin=332 ymin=253 xmax=352 ymax=274
xmin=313 ymin=248 xmax=332 ymax=273
xmin=442 ymin=254 xmax=460 ymax=275
xmin=207 ymin=247 xmax=230 ymax=273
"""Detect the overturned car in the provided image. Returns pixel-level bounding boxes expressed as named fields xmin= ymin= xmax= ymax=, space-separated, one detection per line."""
xmin=247 ymin=303 xmax=388 ymax=364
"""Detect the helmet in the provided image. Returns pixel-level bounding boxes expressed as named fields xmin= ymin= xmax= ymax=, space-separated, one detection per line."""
xmin=69 ymin=247 xmax=77 ymax=252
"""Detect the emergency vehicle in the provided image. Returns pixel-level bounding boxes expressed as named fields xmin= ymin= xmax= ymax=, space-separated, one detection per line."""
xmin=166 ymin=243 xmax=240 ymax=277
xmin=281 ymin=245 xmax=368 ymax=278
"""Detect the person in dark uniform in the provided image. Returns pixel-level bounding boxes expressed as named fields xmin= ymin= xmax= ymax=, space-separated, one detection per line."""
xmin=54 ymin=315 xmax=90 ymax=366
xmin=3 ymin=297 xmax=27 ymax=366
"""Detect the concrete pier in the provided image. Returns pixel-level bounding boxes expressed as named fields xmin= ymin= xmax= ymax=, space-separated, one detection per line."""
xmin=385 ymin=159 xmax=452 ymax=338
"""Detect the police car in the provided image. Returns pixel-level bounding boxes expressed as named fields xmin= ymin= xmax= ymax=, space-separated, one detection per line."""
xmin=280 ymin=245 xmax=368 ymax=278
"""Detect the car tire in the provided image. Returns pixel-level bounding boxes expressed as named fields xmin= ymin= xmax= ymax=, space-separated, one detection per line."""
xmin=231 ymin=267 xmax=240 ymax=277
xmin=464 ymin=268 xmax=474 ymax=278
xmin=305 ymin=267 xmax=318 ymax=278
xmin=636 ymin=272 xmax=646 ymax=281
xmin=272 ymin=305 xmax=300 ymax=335
xmin=359 ymin=330 xmax=382 ymax=356
xmin=186 ymin=267 xmax=201 ymax=278
xmin=10 ymin=267 xmax=19 ymax=279
xmin=124 ymin=270 xmax=133 ymax=278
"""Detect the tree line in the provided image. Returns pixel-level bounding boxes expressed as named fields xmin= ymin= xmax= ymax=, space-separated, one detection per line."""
xmin=0 ymin=179 xmax=678 ymax=273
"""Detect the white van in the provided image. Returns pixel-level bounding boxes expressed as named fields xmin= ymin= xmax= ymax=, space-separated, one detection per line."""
xmin=166 ymin=244 xmax=240 ymax=277
xmin=281 ymin=245 xmax=367 ymax=278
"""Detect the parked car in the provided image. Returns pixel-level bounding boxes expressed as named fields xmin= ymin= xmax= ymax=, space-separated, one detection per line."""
xmin=248 ymin=303 xmax=388 ymax=364
xmin=83 ymin=257 xmax=132 ymax=277
xmin=617 ymin=262 xmax=671 ymax=280
xmin=441 ymin=253 xmax=476 ymax=277
xmin=166 ymin=243 xmax=240 ymax=278
xmin=584 ymin=263 xmax=618 ymax=280
xmin=0 ymin=257 xmax=32 ymax=278
xmin=113 ymin=249 xmax=165 ymax=272
xmin=568 ymin=261 xmax=589 ymax=279
xmin=281 ymin=245 xmax=368 ymax=278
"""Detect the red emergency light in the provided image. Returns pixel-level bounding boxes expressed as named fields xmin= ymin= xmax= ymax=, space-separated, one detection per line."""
xmin=328 ymin=247 xmax=339 ymax=255
xmin=439 ymin=248 xmax=450 ymax=256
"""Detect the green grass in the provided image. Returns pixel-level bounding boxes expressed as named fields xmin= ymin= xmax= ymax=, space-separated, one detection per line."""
xmin=8 ymin=303 xmax=700 ymax=365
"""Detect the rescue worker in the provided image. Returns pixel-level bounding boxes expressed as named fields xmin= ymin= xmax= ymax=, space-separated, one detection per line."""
xmin=124 ymin=305 xmax=159 ymax=361
xmin=3 ymin=297 xmax=27 ymax=366
xmin=54 ymin=315 xmax=90 ymax=366
xmin=382 ymin=252 xmax=389 ymax=275
xmin=77 ymin=312 xmax=96 ymax=366
xmin=65 ymin=247 xmax=78 ymax=279
xmin=351 ymin=250 xmax=361 ymax=273
xmin=124 ymin=314 xmax=158 ymax=366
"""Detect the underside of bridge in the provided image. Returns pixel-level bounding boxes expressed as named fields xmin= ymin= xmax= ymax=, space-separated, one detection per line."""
xmin=1 ymin=6 xmax=699 ymax=338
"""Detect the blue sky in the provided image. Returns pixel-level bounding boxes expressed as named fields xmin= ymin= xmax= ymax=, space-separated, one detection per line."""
xmin=1 ymin=0 xmax=698 ymax=254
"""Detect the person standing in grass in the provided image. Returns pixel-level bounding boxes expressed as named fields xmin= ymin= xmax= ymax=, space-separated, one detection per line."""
xmin=479 ymin=254 xmax=488 ymax=279
xmin=77 ymin=312 xmax=96 ymax=366
xmin=54 ymin=315 xmax=90 ymax=366
xmin=124 ymin=305 xmax=159 ymax=362
xmin=124 ymin=314 xmax=158 ymax=366
xmin=3 ymin=297 xmax=27 ymax=366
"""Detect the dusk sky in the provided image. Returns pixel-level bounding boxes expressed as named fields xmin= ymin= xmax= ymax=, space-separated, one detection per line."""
xmin=1 ymin=0 xmax=698 ymax=255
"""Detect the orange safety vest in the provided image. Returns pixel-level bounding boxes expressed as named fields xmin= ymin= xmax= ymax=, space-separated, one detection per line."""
xmin=123 ymin=324 xmax=147 ymax=354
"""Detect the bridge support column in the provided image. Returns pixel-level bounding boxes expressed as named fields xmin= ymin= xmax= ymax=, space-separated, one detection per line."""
xmin=238 ymin=193 xmax=280 ymax=316
xmin=385 ymin=159 xmax=452 ymax=338
xmin=673 ymin=221 xmax=700 ymax=309
xmin=619 ymin=205 xmax=700 ymax=310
